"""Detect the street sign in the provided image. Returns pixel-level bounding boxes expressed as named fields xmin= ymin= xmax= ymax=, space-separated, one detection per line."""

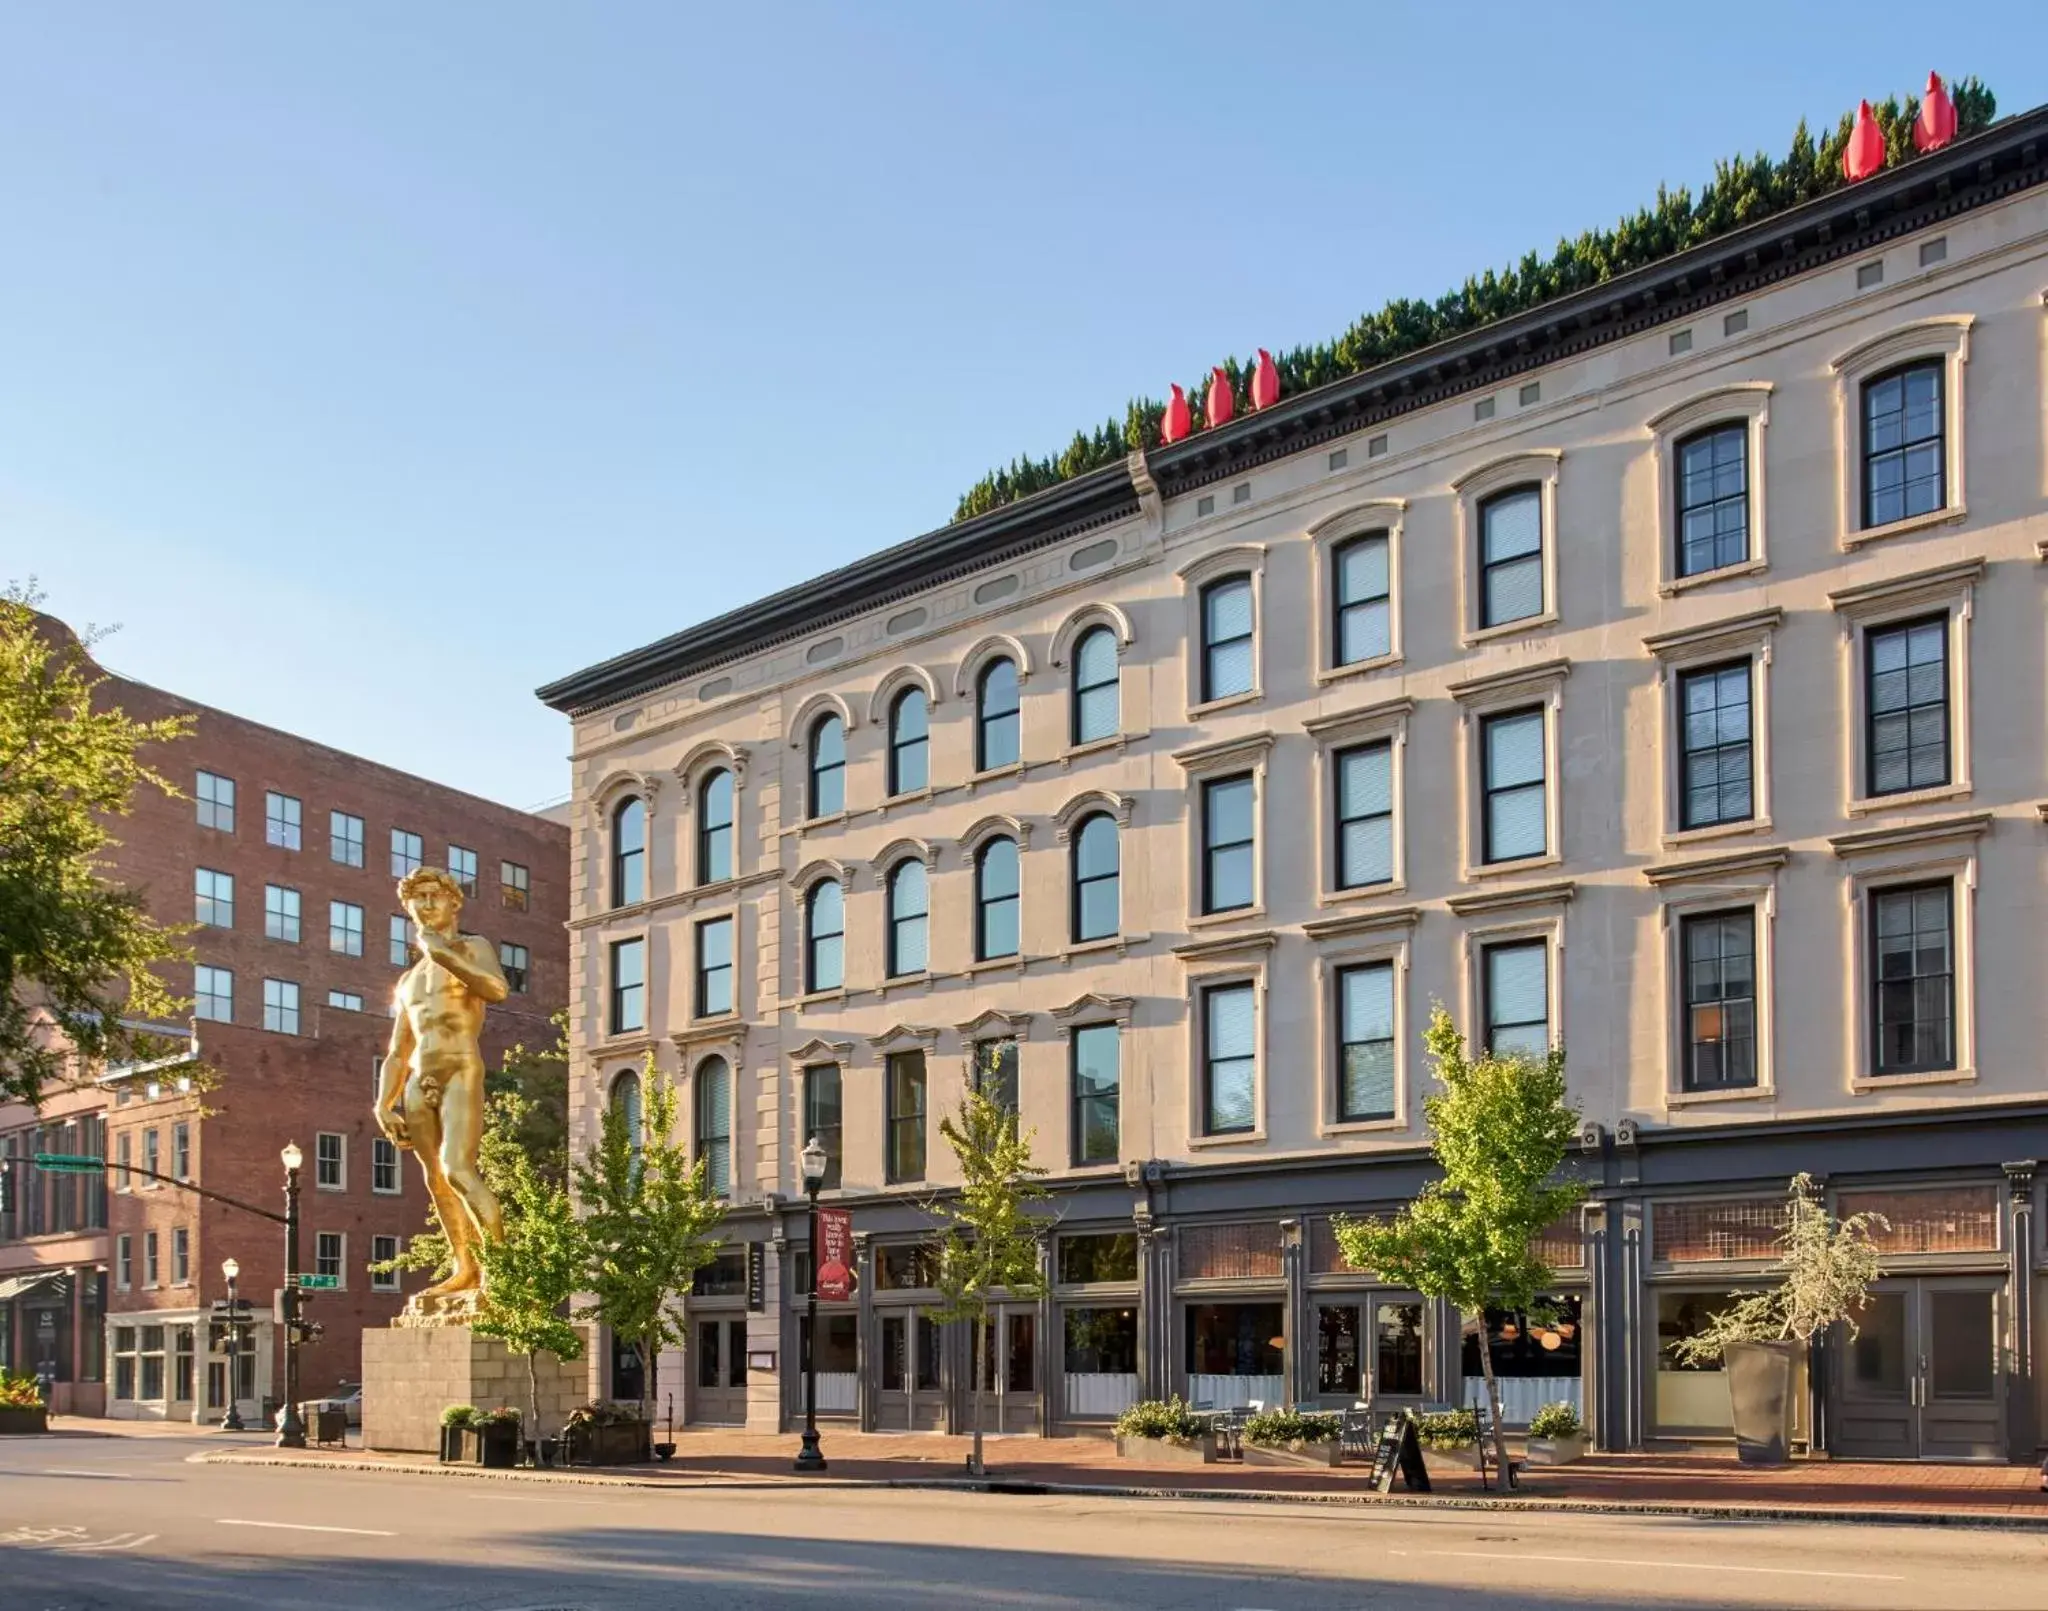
xmin=32 ymin=1153 xmax=104 ymax=1175
xmin=294 ymin=1273 xmax=340 ymax=1290
xmin=815 ymin=1207 xmax=856 ymax=1302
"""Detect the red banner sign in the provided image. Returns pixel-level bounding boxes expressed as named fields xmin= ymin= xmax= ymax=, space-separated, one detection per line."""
xmin=816 ymin=1207 xmax=856 ymax=1302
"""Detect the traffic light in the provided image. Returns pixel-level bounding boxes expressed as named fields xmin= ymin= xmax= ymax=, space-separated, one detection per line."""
xmin=0 ymin=1158 xmax=14 ymax=1216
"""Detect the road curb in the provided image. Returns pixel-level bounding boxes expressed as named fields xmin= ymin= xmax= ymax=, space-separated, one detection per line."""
xmin=196 ymin=1451 xmax=2048 ymax=1531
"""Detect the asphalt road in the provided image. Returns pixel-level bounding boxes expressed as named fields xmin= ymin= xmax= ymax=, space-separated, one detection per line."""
xmin=3 ymin=1432 xmax=2046 ymax=1610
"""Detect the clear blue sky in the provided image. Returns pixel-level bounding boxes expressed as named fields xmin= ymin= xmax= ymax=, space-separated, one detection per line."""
xmin=7 ymin=3 xmax=2039 ymax=809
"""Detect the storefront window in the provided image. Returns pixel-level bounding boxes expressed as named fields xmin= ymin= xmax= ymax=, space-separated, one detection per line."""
xmin=876 ymin=1243 xmax=942 ymax=1290
xmin=881 ymin=1314 xmax=943 ymax=1392
xmin=1064 ymin=1307 xmax=1137 ymax=1375
xmin=1316 ymin=1305 xmax=1359 ymax=1396
xmin=138 ymin=1324 xmax=165 ymax=1401
xmin=1654 ymin=1291 xmax=1734 ymax=1432
xmin=113 ymin=1325 xmax=136 ymax=1399
xmin=174 ymin=1326 xmax=195 ymax=1403
xmin=1058 ymin=1232 xmax=1137 ymax=1285
xmin=1460 ymin=1294 xmax=1581 ymax=1422
xmin=979 ymin=1313 xmax=1035 ymax=1393
xmin=610 ymin=1332 xmax=644 ymax=1403
xmin=690 ymin=1250 xmax=747 ymax=1297
xmin=79 ymin=1270 xmax=106 ymax=1382
xmin=1375 ymin=1301 xmax=1424 ymax=1395
xmin=802 ymin=1313 xmax=860 ymax=1374
xmin=1186 ymin=1303 xmax=1284 ymax=1380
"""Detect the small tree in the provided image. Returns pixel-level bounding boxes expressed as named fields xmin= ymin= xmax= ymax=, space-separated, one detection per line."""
xmin=376 ymin=1087 xmax=532 ymax=1289
xmin=486 ymin=1011 xmax=570 ymax=1191
xmin=1671 ymin=1174 xmax=1887 ymax=1363
xmin=924 ymin=1082 xmax=1048 ymax=1477
xmin=474 ymin=1121 xmax=585 ymax=1446
xmin=575 ymin=1058 xmax=726 ymax=1423
xmin=1333 ymin=1007 xmax=1582 ymax=1482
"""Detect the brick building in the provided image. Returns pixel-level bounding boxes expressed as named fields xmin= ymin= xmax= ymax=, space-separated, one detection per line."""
xmin=0 ymin=624 xmax=568 ymax=1420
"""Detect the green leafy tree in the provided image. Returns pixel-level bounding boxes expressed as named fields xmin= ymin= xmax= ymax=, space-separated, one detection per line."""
xmin=1332 ymin=1007 xmax=1583 ymax=1482
xmin=474 ymin=1122 xmax=585 ymax=1444
xmin=0 ymin=586 xmax=192 ymax=1107
xmin=486 ymin=1011 xmax=570 ymax=1190
xmin=376 ymin=1086 xmax=541 ymax=1287
xmin=924 ymin=1082 xmax=1049 ymax=1477
xmin=574 ymin=1058 xmax=726 ymax=1422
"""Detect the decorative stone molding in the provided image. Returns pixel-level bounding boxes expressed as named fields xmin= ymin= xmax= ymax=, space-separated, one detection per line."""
xmin=960 ymin=813 xmax=1032 ymax=855
xmin=1051 ymin=789 xmax=1135 ymax=843
xmin=952 ymin=633 xmax=1034 ymax=697
xmin=866 ymin=664 xmax=943 ymax=725
xmin=787 ymin=690 xmax=857 ymax=747
xmin=1049 ymin=992 xmax=1135 ymax=1027
xmin=955 ymin=1008 xmax=1035 ymax=1043
xmin=1048 ymin=601 xmax=1135 ymax=669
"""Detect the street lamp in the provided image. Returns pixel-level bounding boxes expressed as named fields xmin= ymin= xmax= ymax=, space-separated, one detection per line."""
xmin=220 ymin=1258 xmax=245 ymax=1431
xmin=275 ymin=1142 xmax=306 ymax=1450
xmin=793 ymin=1135 xmax=828 ymax=1474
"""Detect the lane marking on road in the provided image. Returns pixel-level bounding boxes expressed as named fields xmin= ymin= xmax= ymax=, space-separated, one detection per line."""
xmin=1388 ymin=1548 xmax=1901 ymax=1582
xmin=52 ymin=1532 xmax=157 ymax=1552
xmin=30 ymin=1468 xmax=136 ymax=1480
xmin=217 ymin=1519 xmax=397 ymax=1537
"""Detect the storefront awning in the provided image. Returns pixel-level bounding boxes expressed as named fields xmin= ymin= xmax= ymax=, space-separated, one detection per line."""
xmin=0 ymin=1272 xmax=65 ymax=1304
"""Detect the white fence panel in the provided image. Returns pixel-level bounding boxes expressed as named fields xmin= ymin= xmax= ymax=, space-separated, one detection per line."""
xmin=1065 ymin=1373 xmax=1141 ymax=1418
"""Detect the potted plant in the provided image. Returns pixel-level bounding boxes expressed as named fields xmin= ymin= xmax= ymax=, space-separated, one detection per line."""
xmin=562 ymin=1400 xmax=652 ymax=1466
xmin=1525 ymin=1400 xmax=1586 ymax=1465
xmin=1241 ymin=1409 xmax=1344 ymax=1468
xmin=1413 ymin=1407 xmax=1479 ymax=1454
xmin=0 ymin=1370 xmax=48 ymax=1436
xmin=1671 ymin=1173 xmax=1887 ymax=1464
xmin=472 ymin=1407 xmax=522 ymax=1469
xmin=1112 ymin=1397 xmax=1216 ymax=1465
xmin=438 ymin=1404 xmax=479 ymax=1464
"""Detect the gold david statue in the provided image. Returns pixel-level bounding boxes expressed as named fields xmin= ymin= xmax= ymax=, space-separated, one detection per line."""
xmin=375 ymin=865 xmax=506 ymax=1319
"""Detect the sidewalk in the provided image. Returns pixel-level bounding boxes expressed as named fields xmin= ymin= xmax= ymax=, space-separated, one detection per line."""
xmin=201 ymin=1426 xmax=2048 ymax=1527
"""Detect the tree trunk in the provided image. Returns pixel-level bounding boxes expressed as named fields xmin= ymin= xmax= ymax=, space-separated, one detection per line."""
xmin=969 ymin=1313 xmax=986 ymax=1478
xmin=1473 ymin=1312 xmax=1514 ymax=1489
xmin=642 ymin=1339 xmax=655 ymax=1428
xmin=527 ymin=1350 xmax=542 ymax=1447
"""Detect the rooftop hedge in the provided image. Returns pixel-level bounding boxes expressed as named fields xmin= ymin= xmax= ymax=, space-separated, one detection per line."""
xmin=952 ymin=78 xmax=1995 ymax=523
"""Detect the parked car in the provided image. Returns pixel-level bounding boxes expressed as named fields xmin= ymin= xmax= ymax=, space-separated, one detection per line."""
xmin=303 ymin=1383 xmax=362 ymax=1428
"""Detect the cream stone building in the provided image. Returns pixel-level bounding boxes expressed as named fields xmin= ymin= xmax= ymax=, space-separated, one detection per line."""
xmin=540 ymin=107 xmax=2048 ymax=1462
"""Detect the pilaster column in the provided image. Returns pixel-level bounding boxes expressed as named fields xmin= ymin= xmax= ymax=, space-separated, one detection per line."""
xmin=2005 ymin=1160 xmax=2038 ymax=1463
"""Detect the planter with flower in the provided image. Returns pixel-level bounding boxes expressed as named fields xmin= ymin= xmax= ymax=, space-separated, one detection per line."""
xmin=1524 ymin=1401 xmax=1586 ymax=1465
xmin=1112 ymin=1397 xmax=1216 ymax=1465
xmin=1241 ymin=1409 xmax=1344 ymax=1468
xmin=563 ymin=1400 xmax=652 ymax=1466
xmin=0 ymin=1370 xmax=47 ymax=1436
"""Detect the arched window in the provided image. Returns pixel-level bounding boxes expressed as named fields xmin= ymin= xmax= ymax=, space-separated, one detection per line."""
xmin=886 ymin=859 xmax=928 ymax=977
xmin=1071 ymin=813 xmax=1119 ymax=943
xmin=1200 ymin=576 xmax=1254 ymax=702
xmin=888 ymin=688 xmax=929 ymax=796
xmin=1071 ymin=627 xmax=1119 ymax=745
xmin=1331 ymin=533 xmax=1391 ymax=666
xmin=694 ymin=1056 xmax=731 ymax=1199
xmin=805 ymin=879 xmax=844 ymax=993
xmin=697 ymin=768 xmax=734 ymax=885
xmin=807 ymin=715 xmax=846 ymax=818
xmin=1478 ymin=486 xmax=1543 ymax=628
xmin=610 ymin=1069 xmax=642 ymax=1143
xmin=975 ymin=837 xmax=1020 ymax=961
xmin=976 ymin=659 xmax=1020 ymax=772
xmin=611 ymin=798 xmax=646 ymax=907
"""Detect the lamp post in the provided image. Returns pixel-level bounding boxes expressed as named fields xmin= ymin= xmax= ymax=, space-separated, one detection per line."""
xmin=275 ymin=1142 xmax=306 ymax=1450
xmin=793 ymin=1135 xmax=828 ymax=1474
xmin=220 ymin=1258 xmax=245 ymax=1432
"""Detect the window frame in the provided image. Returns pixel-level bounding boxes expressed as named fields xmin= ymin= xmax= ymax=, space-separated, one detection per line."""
xmin=315 ymin=1131 xmax=345 ymax=1192
xmin=1069 ymin=811 xmax=1120 ymax=944
xmin=194 ymin=964 xmax=233 ymax=1024
xmin=447 ymin=845 xmax=479 ymax=895
xmin=1332 ymin=953 xmax=1402 ymax=1127
xmin=501 ymin=859 xmax=531 ymax=909
xmin=264 ymin=791 xmax=302 ymax=851
xmin=1476 ymin=484 xmax=1545 ymax=631
xmin=806 ymin=713 xmax=847 ymax=820
xmin=1478 ymin=708 xmax=1547 ymax=867
xmin=974 ymin=658 xmax=1022 ymax=774
xmin=1453 ymin=450 xmax=1562 ymax=643
xmin=1172 ymin=733 xmax=1271 ymax=926
xmin=693 ymin=1055 xmax=733 ymax=1199
xmin=329 ymin=810 xmax=365 ymax=867
xmin=694 ymin=914 xmax=736 ymax=1019
xmin=1198 ymin=977 xmax=1261 ymax=1139
xmin=1069 ymin=625 xmax=1121 ymax=747
xmin=370 ymin=1234 xmax=401 ymax=1292
xmin=195 ymin=770 xmax=235 ymax=833
xmin=314 ymin=1231 xmax=346 ymax=1288
xmin=1460 ymin=913 xmax=1565 ymax=1066
xmin=1828 ymin=315 xmax=1971 ymax=549
xmin=262 ymin=977 xmax=301 ymax=1036
xmin=1644 ymin=609 xmax=1779 ymax=848
xmin=1200 ymin=774 xmax=1256 ymax=916
xmin=1048 ymin=605 xmax=1132 ymax=753
xmin=1862 ymin=612 xmax=1950 ymax=800
xmin=1648 ymin=384 xmax=1772 ymax=595
xmin=391 ymin=828 xmax=423 ymax=878
xmin=371 ymin=1135 xmax=401 ymax=1195
xmin=1176 ymin=544 xmax=1266 ymax=716
xmin=1867 ymin=879 xmax=1958 ymax=1081
xmin=1830 ymin=559 xmax=1979 ymax=816
xmin=974 ymin=836 xmax=1022 ymax=961
xmin=608 ymin=936 xmax=647 ymax=1036
xmin=1068 ymin=1021 xmax=1122 ymax=1168
xmin=1676 ymin=904 xmax=1764 ymax=1097
xmin=1860 ymin=358 xmax=1947 ymax=532
xmin=1450 ymin=661 xmax=1566 ymax=880
xmin=1675 ymin=660 xmax=1756 ymax=832
xmin=803 ymin=1063 xmax=843 ymax=1191
xmin=263 ymin=883 xmax=301 ymax=944
xmin=885 ymin=1049 xmax=928 ymax=1185
xmin=329 ymin=899 xmax=365 ymax=957
xmin=885 ymin=856 xmax=929 ymax=979
xmin=1480 ymin=936 xmax=1551 ymax=1059
xmin=804 ymin=876 xmax=846 ymax=995
xmin=610 ymin=796 xmax=648 ymax=908
xmin=195 ymin=867 xmax=234 ymax=929
xmin=887 ymin=687 xmax=931 ymax=797
xmin=1197 ymin=574 xmax=1256 ymax=706
xmin=498 ymin=940 xmax=529 ymax=994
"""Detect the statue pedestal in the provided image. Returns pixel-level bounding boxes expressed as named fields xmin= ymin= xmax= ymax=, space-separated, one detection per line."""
xmin=362 ymin=1323 xmax=588 ymax=1453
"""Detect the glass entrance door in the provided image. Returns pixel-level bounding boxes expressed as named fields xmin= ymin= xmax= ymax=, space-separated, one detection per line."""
xmin=1835 ymin=1280 xmax=2002 ymax=1460
xmin=966 ymin=1305 xmax=1039 ymax=1435
xmin=1312 ymin=1293 xmax=1425 ymax=1409
xmin=876 ymin=1309 xmax=945 ymax=1431
xmin=688 ymin=1316 xmax=748 ymax=1425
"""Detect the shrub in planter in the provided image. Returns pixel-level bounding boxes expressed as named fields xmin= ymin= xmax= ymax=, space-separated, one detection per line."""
xmin=438 ymin=1404 xmax=479 ymax=1464
xmin=1525 ymin=1400 xmax=1587 ymax=1465
xmin=1414 ymin=1408 xmax=1479 ymax=1453
xmin=0 ymin=1370 xmax=48 ymax=1436
xmin=562 ymin=1400 xmax=652 ymax=1466
xmin=1241 ymin=1409 xmax=1344 ymax=1468
xmin=1112 ymin=1397 xmax=1215 ymax=1464
xmin=472 ymin=1408 xmax=522 ymax=1469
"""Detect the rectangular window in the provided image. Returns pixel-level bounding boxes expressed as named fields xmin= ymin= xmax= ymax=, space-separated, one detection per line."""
xmin=316 ymin=1132 xmax=344 ymax=1190
xmin=1334 ymin=742 xmax=1393 ymax=888
xmin=447 ymin=845 xmax=478 ymax=894
xmin=329 ymin=900 xmax=364 ymax=956
xmin=1675 ymin=424 xmax=1749 ymax=576
xmin=1200 ymin=577 xmax=1255 ymax=703
xmin=1201 ymin=774 xmax=1255 ymax=914
xmin=141 ymin=1127 xmax=159 ymax=1189
xmin=804 ymin=1065 xmax=843 ymax=1191
xmin=264 ymin=884 xmax=301 ymax=944
xmin=372 ymin=1136 xmax=400 ymax=1194
xmin=329 ymin=810 xmax=365 ymax=867
xmin=326 ymin=989 xmax=363 ymax=1013
xmin=262 ymin=978 xmax=301 ymax=1035
xmin=1058 ymin=1231 xmax=1138 ymax=1285
xmin=695 ymin=917 xmax=733 ymax=1017
xmin=1866 ymin=615 xmax=1948 ymax=796
xmin=196 ymin=771 xmax=235 ymax=832
xmin=370 ymin=1234 xmax=400 ymax=1292
xmin=1480 ymin=709 xmax=1546 ymax=863
xmin=1677 ymin=662 xmax=1753 ymax=829
xmin=1201 ymin=982 xmax=1257 ymax=1135
xmin=173 ymin=1122 xmax=190 ymax=1181
xmin=389 ymin=914 xmax=414 ymax=966
xmin=265 ymin=791 xmax=302 ymax=850
xmin=1070 ymin=1024 xmax=1120 ymax=1166
xmin=173 ymin=1226 xmax=190 ymax=1284
xmin=138 ymin=1325 xmax=164 ymax=1399
xmin=1337 ymin=961 xmax=1396 ymax=1121
xmin=1870 ymin=882 xmax=1955 ymax=1076
xmin=499 ymin=941 xmax=529 ymax=994
xmin=174 ymin=1326 xmax=195 ymax=1401
xmin=391 ymin=829 xmax=423 ymax=878
xmin=1484 ymin=939 xmax=1549 ymax=1058
xmin=116 ymin=1235 xmax=133 ymax=1289
xmin=194 ymin=964 xmax=233 ymax=1022
xmin=144 ymin=1230 xmax=159 ymax=1286
xmin=1682 ymin=910 xmax=1757 ymax=1091
xmin=885 ymin=1050 xmax=927 ymax=1184
xmin=315 ymin=1231 xmax=344 ymax=1282
xmin=974 ymin=1038 xmax=1018 ymax=1117
xmin=1862 ymin=360 xmax=1944 ymax=528
xmin=195 ymin=868 xmax=234 ymax=928
xmin=610 ymin=938 xmax=645 ymax=1035
xmin=1479 ymin=487 xmax=1543 ymax=627
xmin=116 ymin=1133 xmax=132 ymax=1194
xmin=501 ymin=860 xmax=529 ymax=910
xmin=1332 ymin=533 xmax=1392 ymax=667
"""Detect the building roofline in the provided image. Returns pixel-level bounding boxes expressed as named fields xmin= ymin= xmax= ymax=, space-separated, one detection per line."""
xmin=536 ymin=104 xmax=2048 ymax=719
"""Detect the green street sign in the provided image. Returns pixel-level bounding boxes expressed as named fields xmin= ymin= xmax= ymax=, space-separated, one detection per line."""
xmin=33 ymin=1153 xmax=104 ymax=1175
xmin=294 ymin=1274 xmax=340 ymax=1290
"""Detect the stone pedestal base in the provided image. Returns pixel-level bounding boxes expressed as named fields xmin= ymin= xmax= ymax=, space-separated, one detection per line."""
xmin=362 ymin=1324 xmax=588 ymax=1453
